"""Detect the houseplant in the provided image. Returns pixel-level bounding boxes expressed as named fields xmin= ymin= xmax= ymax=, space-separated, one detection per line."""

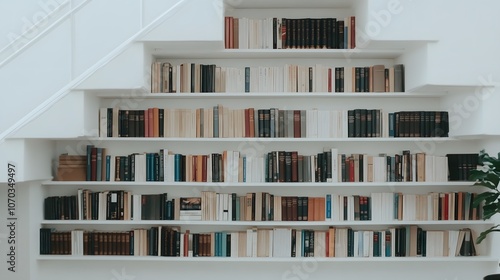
xmin=469 ymin=150 xmax=500 ymax=243
xmin=469 ymin=150 xmax=500 ymax=280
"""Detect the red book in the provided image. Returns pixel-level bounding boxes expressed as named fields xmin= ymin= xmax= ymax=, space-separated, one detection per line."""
xmin=229 ymin=17 xmax=234 ymax=49
xmin=444 ymin=193 xmax=449 ymax=220
xmin=90 ymin=147 xmax=97 ymax=181
xmin=184 ymin=230 xmax=190 ymax=257
xmin=202 ymin=155 xmax=208 ymax=182
xmin=281 ymin=19 xmax=287 ymax=49
xmin=293 ymin=110 xmax=301 ymax=138
xmin=350 ymin=16 xmax=356 ymax=49
xmin=153 ymin=107 xmax=159 ymax=137
xmin=148 ymin=108 xmax=154 ymax=137
xmin=244 ymin=108 xmax=250 ymax=137
xmin=349 ymin=157 xmax=355 ymax=182
xmin=144 ymin=109 xmax=149 ymax=137
xmin=224 ymin=17 xmax=230 ymax=49
xmin=328 ymin=68 xmax=332 ymax=92
xmin=249 ymin=108 xmax=255 ymax=137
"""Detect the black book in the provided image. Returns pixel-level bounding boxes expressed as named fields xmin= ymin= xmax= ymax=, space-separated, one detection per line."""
xmin=355 ymin=67 xmax=360 ymax=92
xmin=190 ymin=63 xmax=195 ymax=93
xmin=348 ymin=110 xmax=355 ymax=137
xmin=335 ymin=67 xmax=340 ymax=92
xmin=354 ymin=109 xmax=361 ymax=137
xmin=138 ymin=110 xmax=145 ymax=137
xmin=394 ymin=64 xmax=405 ymax=92
xmin=159 ymin=109 xmax=164 ymax=137
xmin=128 ymin=110 xmax=135 ymax=137
xmin=285 ymin=152 xmax=292 ymax=182
xmin=107 ymin=108 xmax=113 ymax=137
xmin=337 ymin=20 xmax=344 ymax=49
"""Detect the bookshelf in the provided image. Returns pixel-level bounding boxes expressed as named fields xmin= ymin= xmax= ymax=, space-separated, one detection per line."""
xmin=29 ymin=0 xmax=499 ymax=279
xmin=37 ymin=255 xmax=499 ymax=262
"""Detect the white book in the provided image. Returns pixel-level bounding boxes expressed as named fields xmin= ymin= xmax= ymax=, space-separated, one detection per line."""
xmin=179 ymin=216 xmax=202 ymax=221
xmin=296 ymin=230 xmax=302 ymax=257
xmin=180 ymin=232 xmax=184 ymax=257
xmin=252 ymin=228 xmax=258 ymax=257
xmin=99 ymin=108 xmax=107 ymax=137
xmin=246 ymin=229 xmax=253 ymax=257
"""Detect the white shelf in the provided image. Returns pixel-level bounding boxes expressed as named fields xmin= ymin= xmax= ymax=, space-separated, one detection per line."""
xmin=225 ymin=0 xmax=353 ymax=9
xmin=37 ymin=255 xmax=498 ymax=262
xmin=149 ymin=48 xmax=404 ymax=59
xmin=407 ymin=83 xmax=495 ymax=93
xmin=40 ymin=220 xmax=494 ymax=226
xmin=50 ymin=137 xmax=460 ymax=143
xmin=96 ymin=92 xmax=446 ymax=98
xmin=42 ymin=181 xmax=473 ymax=187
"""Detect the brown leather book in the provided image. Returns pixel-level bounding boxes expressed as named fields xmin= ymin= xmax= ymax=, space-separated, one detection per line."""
xmin=293 ymin=110 xmax=301 ymax=138
xmin=281 ymin=196 xmax=287 ymax=221
xmin=308 ymin=197 xmax=315 ymax=221
xmin=373 ymin=65 xmax=385 ymax=92
xmin=153 ymin=108 xmax=159 ymax=137
xmin=224 ymin=17 xmax=230 ymax=49
xmin=291 ymin=197 xmax=298 ymax=221
xmin=234 ymin=18 xmax=239 ymax=49
xmin=318 ymin=197 xmax=326 ymax=221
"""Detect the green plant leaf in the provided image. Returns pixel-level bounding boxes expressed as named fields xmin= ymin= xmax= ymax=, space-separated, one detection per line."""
xmin=484 ymin=192 xmax=500 ymax=204
xmin=482 ymin=204 xmax=499 ymax=220
xmin=486 ymin=172 xmax=500 ymax=187
xmin=476 ymin=225 xmax=500 ymax=244
xmin=473 ymin=191 xmax=496 ymax=207
xmin=469 ymin=169 xmax=488 ymax=181
xmin=473 ymin=181 xmax=497 ymax=189
xmin=480 ymin=152 xmax=500 ymax=171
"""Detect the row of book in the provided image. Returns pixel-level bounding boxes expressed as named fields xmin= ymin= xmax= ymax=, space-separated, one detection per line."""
xmin=151 ymin=63 xmax=404 ymax=93
xmin=224 ymin=17 xmax=356 ymax=49
xmin=39 ymin=226 xmax=477 ymax=257
xmin=44 ymin=191 xmax=482 ymax=222
xmin=349 ymin=110 xmax=449 ymax=138
xmin=99 ymin=107 xmax=447 ymax=139
xmin=84 ymin=145 xmax=476 ymax=183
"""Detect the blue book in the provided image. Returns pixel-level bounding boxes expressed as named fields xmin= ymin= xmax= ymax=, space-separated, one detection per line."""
xmin=213 ymin=105 xmax=219 ymax=138
xmin=385 ymin=230 xmax=391 ymax=257
xmin=86 ymin=145 xmax=94 ymax=181
xmin=130 ymin=232 xmax=134 ymax=255
xmin=146 ymin=153 xmax=151 ymax=181
xmin=105 ymin=155 xmax=111 ymax=181
xmin=214 ymin=232 xmax=219 ymax=256
xmin=221 ymin=232 xmax=227 ymax=257
xmin=235 ymin=197 xmax=240 ymax=221
xmin=242 ymin=156 xmax=246 ymax=182
xmin=245 ymin=67 xmax=250 ymax=92
xmin=96 ymin=148 xmax=102 ymax=181
xmin=174 ymin=154 xmax=181 ymax=181
xmin=217 ymin=232 xmax=222 ymax=257
xmin=394 ymin=193 xmax=399 ymax=219
xmin=344 ymin=26 xmax=348 ymax=49
xmin=326 ymin=194 xmax=331 ymax=219
xmin=149 ymin=153 xmax=155 ymax=181
xmin=388 ymin=112 xmax=394 ymax=137
xmin=270 ymin=109 xmax=275 ymax=137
